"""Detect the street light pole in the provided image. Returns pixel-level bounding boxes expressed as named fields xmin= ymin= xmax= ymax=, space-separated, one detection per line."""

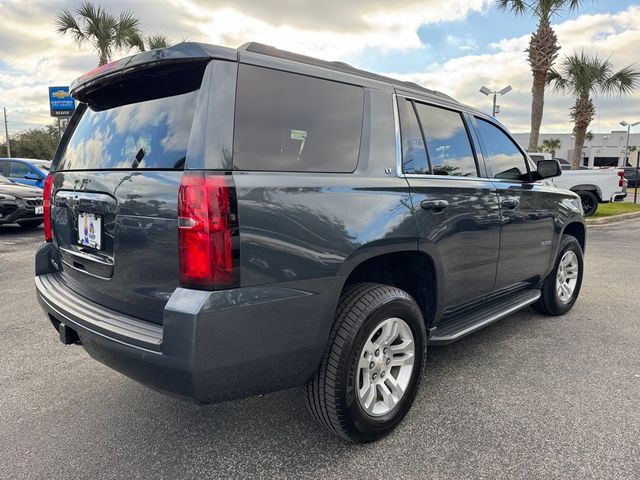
xmin=480 ymin=85 xmax=512 ymax=118
xmin=3 ymin=107 xmax=10 ymax=158
xmin=620 ymin=120 xmax=640 ymax=204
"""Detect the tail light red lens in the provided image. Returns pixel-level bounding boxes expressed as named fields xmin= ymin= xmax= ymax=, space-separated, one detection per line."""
xmin=43 ymin=173 xmax=54 ymax=242
xmin=178 ymin=172 xmax=239 ymax=290
xmin=618 ymin=170 xmax=625 ymax=187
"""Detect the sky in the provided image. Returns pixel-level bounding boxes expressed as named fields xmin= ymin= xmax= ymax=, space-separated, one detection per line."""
xmin=0 ymin=0 xmax=639 ymax=140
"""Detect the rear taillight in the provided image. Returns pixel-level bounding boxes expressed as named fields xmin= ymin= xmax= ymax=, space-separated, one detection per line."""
xmin=178 ymin=172 xmax=239 ymax=290
xmin=618 ymin=170 xmax=625 ymax=187
xmin=43 ymin=173 xmax=54 ymax=242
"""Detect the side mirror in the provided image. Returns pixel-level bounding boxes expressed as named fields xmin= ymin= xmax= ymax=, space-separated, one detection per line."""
xmin=535 ymin=159 xmax=562 ymax=180
xmin=24 ymin=172 xmax=41 ymax=180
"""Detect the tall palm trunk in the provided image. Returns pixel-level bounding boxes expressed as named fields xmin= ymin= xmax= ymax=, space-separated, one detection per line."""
xmin=529 ymin=70 xmax=547 ymax=152
xmin=570 ymin=94 xmax=595 ymax=169
xmin=527 ymin=19 xmax=560 ymax=152
xmin=570 ymin=127 xmax=587 ymax=169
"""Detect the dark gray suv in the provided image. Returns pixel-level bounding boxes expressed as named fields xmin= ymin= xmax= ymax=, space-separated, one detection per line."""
xmin=35 ymin=42 xmax=585 ymax=443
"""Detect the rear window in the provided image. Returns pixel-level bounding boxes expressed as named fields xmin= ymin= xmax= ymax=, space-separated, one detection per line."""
xmin=233 ymin=65 xmax=364 ymax=172
xmin=57 ymin=91 xmax=198 ymax=171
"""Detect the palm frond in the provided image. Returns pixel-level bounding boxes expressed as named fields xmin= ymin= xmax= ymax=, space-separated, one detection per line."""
xmin=146 ymin=34 xmax=171 ymax=50
xmin=114 ymin=10 xmax=142 ymax=50
xmin=546 ymin=68 xmax=566 ymax=91
xmin=55 ymin=9 xmax=85 ymax=44
xmin=496 ymin=0 xmax=528 ymax=16
xmin=601 ymin=64 xmax=640 ymax=96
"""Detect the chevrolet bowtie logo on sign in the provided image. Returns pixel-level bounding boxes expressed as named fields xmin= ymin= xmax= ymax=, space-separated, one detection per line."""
xmin=48 ymin=86 xmax=75 ymax=118
xmin=51 ymin=89 xmax=70 ymax=99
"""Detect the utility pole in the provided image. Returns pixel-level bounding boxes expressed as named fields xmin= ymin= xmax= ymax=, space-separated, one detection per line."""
xmin=3 ymin=107 xmax=10 ymax=158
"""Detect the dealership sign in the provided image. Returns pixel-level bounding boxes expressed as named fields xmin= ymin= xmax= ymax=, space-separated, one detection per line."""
xmin=48 ymin=86 xmax=75 ymax=117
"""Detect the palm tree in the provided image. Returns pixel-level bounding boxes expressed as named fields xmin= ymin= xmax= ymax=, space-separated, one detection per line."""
xmin=497 ymin=1 xmax=589 ymax=152
xmin=548 ymin=52 xmax=640 ymax=169
xmin=144 ymin=34 xmax=171 ymax=51
xmin=56 ymin=1 xmax=143 ymax=66
xmin=541 ymin=138 xmax=562 ymax=157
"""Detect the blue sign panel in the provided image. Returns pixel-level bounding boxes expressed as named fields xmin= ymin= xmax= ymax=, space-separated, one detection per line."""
xmin=49 ymin=86 xmax=75 ymax=117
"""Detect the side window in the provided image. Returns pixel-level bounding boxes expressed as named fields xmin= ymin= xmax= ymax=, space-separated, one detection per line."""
xmin=9 ymin=161 xmax=32 ymax=178
xmin=398 ymin=99 xmax=429 ymax=174
xmin=0 ymin=160 xmax=8 ymax=176
xmin=475 ymin=118 xmax=529 ymax=180
xmin=414 ymin=103 xmax=477 ymax=177
xmin=233 ymin=65 xmax=363 ymax=172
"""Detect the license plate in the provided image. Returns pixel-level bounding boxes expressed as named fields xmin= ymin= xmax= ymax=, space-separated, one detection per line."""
xmin=78 ymin=212 xmax=102 ymax=250
xmin=35 ymin=206 xmax=43 ymax=215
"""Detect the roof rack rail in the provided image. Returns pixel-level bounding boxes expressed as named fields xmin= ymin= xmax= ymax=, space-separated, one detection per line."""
xmin=238 ymin=42 xmax=457 ymax=102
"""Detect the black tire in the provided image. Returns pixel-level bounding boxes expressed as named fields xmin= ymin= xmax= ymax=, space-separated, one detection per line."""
xmin=576 ymin=190 xmax=598 ymax=217
xmin=18 ymin=220 xmax=43 ymax=229
xmin=533 ymin=235 xmax=584 ymax=316
xmin=305 ymin=283 xmax=427 ymax=443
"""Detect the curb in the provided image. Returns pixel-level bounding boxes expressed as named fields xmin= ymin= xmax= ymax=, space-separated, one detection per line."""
xmin=586 ymin=211 xmax=640 ymax=226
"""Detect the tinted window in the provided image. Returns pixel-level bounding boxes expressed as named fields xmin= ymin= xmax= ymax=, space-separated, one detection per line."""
xmin=234 ymin=65 xmax=363 ymax=172
xmin=0 ymin=160 xmax=8 ymax=176
xmin=398 ymin=99 xmax=428 ymax=174
xmin=10 ymin=161 xmax=33 ymax=178
xmin=57 ymin=91 xmax=198 ymax=170
xmin=414 ymin=103 xmax=477 ymax=177
xmin=475 ymin=118 xmax=528 ymax=180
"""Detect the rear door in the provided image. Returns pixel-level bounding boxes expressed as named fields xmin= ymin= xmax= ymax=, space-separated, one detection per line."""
xmin=398 ymin=97 xmax=502 ymax=310
xmin=472 ymin=116 xmax=555 ymax=291
xmin=49 ymin=61 xmax=207 ymax=324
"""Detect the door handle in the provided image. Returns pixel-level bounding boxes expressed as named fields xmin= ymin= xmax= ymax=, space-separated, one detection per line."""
xmin=420 ymin=199 xmax=449 ymax=212
xmin=501 ymin=198 xmax=520 ymax=209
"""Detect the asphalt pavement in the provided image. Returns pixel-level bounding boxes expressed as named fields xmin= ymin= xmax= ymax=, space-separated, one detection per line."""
xmin=1 ymin=221 xmax=639 ymax=479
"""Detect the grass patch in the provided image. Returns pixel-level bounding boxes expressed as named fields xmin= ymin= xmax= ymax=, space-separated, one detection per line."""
xmin=591 ymin=202 xmax=640 ymax=218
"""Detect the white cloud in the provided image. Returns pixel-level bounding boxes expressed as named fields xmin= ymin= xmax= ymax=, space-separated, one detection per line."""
xmin=391 ymin=5 xmax=640 ymax=134
xmin=0 ymin=1 xmax=638 ymax=138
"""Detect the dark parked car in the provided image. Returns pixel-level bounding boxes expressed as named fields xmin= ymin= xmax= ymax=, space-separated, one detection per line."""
xmin=0 ymin=174 xmax=44 ymax=228
xmin=624 ymin=166 xmax=639 ymax=188
xmin=35 ymin=42 xmax=586 ymax=443
xmin=0 ymin=158 xmax=51 ymax=188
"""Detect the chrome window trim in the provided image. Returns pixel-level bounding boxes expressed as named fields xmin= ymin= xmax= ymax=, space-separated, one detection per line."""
xmin=392 ymin=93 xmax=404 ymax=178
xmin=393 ymin=92 xmax=536 ymax=185
xmin=393 ymin=93 xmax=492 ymax=182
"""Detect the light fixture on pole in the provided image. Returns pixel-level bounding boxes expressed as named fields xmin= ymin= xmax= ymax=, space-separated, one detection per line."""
xmin=479 ymin=85 xmax=512 ymax=117
xmin=621 ymin=120 xmax=640 ymax=204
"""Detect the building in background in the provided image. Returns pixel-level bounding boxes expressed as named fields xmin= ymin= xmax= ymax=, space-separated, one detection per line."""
xmin=512 ymin=131 xmax=640 ymax=167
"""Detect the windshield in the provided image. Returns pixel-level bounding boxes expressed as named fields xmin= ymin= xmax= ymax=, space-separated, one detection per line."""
xmin=57 ymin=90 xmax=198 ymax=171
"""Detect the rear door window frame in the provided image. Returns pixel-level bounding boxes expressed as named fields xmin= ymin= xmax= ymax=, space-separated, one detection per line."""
xmin=395 ymin=94 xmax=488 ymax=179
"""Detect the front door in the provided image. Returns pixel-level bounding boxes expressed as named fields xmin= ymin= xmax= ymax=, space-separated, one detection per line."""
xmin=397 ymin=97 xmax=501 ymax=310
xmin=471 ymin=117 xmax=555 ymax=291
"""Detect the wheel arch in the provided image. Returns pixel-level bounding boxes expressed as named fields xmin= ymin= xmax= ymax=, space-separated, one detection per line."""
xmin=571 ymin=185 xmax=602 ymax=202
xmin=338 ymin=247 xmax=441 ymax=328
xmin=561 ymin=221 xmax=586 ymax=252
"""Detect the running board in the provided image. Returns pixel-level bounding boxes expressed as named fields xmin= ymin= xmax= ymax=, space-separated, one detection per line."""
xmin=429 ymin=289 xmax=541 ymax=345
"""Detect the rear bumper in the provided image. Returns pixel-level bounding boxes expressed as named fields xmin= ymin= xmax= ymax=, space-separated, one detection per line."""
xmin=35 ymin=251 xmax=341 ymax=403
xmin=611 ymin=191 xmax=627 ymax=202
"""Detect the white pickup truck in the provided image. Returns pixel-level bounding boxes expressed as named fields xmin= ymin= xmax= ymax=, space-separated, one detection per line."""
xmin=529 ymin=153 xmax=627 ymax=216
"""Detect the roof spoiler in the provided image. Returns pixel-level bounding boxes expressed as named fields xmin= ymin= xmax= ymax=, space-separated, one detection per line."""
xmin=70 ymin=42 xmax=237 ymax=99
